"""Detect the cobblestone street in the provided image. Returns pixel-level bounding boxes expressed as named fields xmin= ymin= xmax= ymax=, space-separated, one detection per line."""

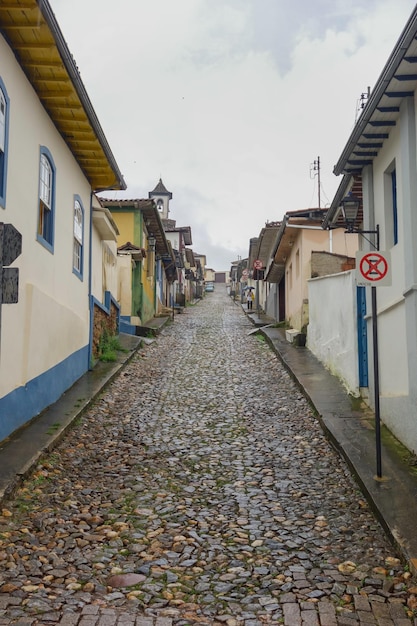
xmin=0 ymin=292 xmax=416 ymax=626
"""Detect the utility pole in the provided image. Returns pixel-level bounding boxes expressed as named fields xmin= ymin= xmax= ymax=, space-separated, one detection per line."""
xmin=355 ymin=86 xmax=371 ymax=123
xmin=310 ymin=156 xmax=321 ymax=208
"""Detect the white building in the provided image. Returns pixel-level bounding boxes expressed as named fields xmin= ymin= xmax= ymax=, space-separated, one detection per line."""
xmin=327 ymin=6 xmax=417 ymax=453
xmin=0 ymin=0 xmax=125 ymax=441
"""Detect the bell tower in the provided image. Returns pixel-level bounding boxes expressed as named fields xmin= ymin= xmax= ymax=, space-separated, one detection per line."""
xmin=148 ymin=178 xmax=172 ymax=220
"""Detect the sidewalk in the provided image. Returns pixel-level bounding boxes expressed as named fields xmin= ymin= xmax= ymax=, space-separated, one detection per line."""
xmin=1 ymin=305 xmax=417 ymax=578
xmin=243 ymin=306 xmax=417 ymax=573
xmin=0 ymin=332 xmax=146 ymax=502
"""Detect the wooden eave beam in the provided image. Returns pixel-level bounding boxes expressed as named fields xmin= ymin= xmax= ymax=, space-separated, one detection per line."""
xmin=357 ymin=142 xmax=383 ymax=148
xmin=0 ymin=3 xmax=37 ymax=9
xmin=10 ymin=42 xmax=55 ymax=49
xmin=32 ymin=76 xmax=70 ymax=83
xmin=76 ymin=158 xmax=108 ymax=164
xmin=368 ymin=120 xmax=396 ymax=126
xmin=24 ymin=60 xmax=64 ymax=68
xmin=394 ymin=74 xmax=417 ymax=80
xmin=386 ymin=91 xmax=414 ymax=97
xmin=1 ymin=22 xmax=44 ymax=29
xmin=36 ymin=89 xmax=74 ymax=98
xmin=347 ymin=159 xmax=373 ymax=166
xmin=362 ymin=133 xmax=389 ymax=139
xmin=376 ymin=106 xmax=400 ymax=112
xmin=70 ymin=137 xmax=101 ymax=144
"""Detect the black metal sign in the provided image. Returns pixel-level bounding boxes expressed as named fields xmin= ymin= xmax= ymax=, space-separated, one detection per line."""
xmin=0 ymin=223 xmax=22 ymax=304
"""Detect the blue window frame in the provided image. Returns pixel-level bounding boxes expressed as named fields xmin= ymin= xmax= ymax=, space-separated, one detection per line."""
xmin=0 ymin=79 xmax=10 ymax=209
xmin=37 ymin=147 xmax=56 ymax=251
xmin=73 ymin=195 xmax=84 ymax=279
xmin=391 ymin=169 xmax=398 ymax=245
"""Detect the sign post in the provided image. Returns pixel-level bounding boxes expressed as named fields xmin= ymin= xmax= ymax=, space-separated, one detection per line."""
xmin=355 ymin=249 xmax=391 ymax=479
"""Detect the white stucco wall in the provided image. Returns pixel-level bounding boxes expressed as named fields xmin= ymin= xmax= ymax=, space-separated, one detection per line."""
xmin=91 ymin=221 xmax=118 ymax=305
xmin=265 ymin=283 xmax=279 ymax=320
xmin=308 ymin=270 xmax=359 ymax=395
xmin=117 ymin=255 xmax=133 ymax=317
xmin=165 ymin=232 xmax=179 ymax=252
xmin=0 ymin=35 xmax=94 ymax=435
xmin=360 ymin=103 xmax=417 ymax=451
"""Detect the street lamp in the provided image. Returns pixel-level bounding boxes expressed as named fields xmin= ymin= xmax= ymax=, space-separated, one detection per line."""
xmin=148 ymin=235 xmax=156 ymax=252
xmin=340 ymin=194 xmax=361 ymax=232
xmin=339 ymin=195 xmax=383 ymax=479
xmin=340 ymin=193 xmax=380 ymax=249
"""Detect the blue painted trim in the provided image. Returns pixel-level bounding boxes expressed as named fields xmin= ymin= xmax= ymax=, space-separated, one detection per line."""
xmin=36 ymin=146 xmax=56 ymax=252
xmin=0 ymin=77 xmax=10 ymax=209
xmin=91 ymin=291 xmax=120 ymax=321
xmin=88 ymin=192 xmax=93 ymax=369
xmin=357 ymin=286 xmax=368 ymax=387
xmin=120 ymin=315 xmax=136 ymax=335
xmin=0 ymin=345 xmax=88 ymax=442
xmin=391 ymin=169 xmax=398 ymax=245
xmin=72 ymin=194 xmax=84 ymax=281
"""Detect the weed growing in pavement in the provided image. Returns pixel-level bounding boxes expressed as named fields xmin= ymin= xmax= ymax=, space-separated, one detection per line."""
xmin=14 ymin=497 xmax=31 ymax=513
xmin=381 ymin=425 xmax=417 ymax=476
xmin=33 ymin=472 xmax=49 ymax=486
xmin=216 ymin=477 xmax=228 ymax=488
xmin=46 ymin=422 xmax=61 ymax=435
xmin=45 ymin=452 xmax=60 ymax=466
xmin=98 ymin=330 xmax=128 ymax=362
xmin=273 ymin=320 xmax=290 ymax=328
xmin=119 ymin=548 xmax=130 ymax=556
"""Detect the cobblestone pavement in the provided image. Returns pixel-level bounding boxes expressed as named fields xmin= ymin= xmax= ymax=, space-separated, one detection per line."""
xmin=1 ymin=292 xmax=416 ymax=626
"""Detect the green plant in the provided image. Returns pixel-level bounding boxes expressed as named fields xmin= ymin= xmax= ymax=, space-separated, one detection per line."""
xmin=46 ymin=422 xmax=60 ymax=435
xmin=98 ymin=329 xmax=128 ymax=362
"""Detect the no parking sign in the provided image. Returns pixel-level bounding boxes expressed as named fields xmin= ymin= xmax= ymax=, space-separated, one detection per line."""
xmin=356 ymin=251 xmax=391 ymax=286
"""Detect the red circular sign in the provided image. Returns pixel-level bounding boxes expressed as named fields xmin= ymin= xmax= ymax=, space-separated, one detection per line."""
xmin=253 ymin=259 xmax=263 ymax=270
xmin=359 ymin=253 xmax=388 ymax=282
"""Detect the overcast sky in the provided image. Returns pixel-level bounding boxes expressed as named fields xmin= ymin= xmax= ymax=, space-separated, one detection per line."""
xmin=50 ymin=0 xmax=416 ymax=270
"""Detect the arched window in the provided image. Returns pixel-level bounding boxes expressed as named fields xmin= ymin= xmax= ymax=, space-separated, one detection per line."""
xmin=37 ymin=147 xmax=56 ymax=250
xmin=73 ymin=196 xmax=84 ymax=278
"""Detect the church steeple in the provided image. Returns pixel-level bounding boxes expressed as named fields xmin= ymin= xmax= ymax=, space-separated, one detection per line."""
xmin=149 ymin=178 xmax=172 ymax=220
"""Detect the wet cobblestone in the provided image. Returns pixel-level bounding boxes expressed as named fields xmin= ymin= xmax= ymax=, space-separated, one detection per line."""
xmin=0 ymin=292 xmax=416 ymax=625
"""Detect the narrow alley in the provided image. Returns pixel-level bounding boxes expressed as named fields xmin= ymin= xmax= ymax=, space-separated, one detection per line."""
xmin=0 ymin=292 xmax=415 ymax=626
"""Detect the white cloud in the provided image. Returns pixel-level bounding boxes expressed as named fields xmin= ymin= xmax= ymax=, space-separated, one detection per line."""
xmin=50 ymin=0 xmax=416 ymax=269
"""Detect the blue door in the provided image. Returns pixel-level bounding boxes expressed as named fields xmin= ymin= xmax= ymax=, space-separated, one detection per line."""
xmin=357 ymin=286 xmax=368 ymax=387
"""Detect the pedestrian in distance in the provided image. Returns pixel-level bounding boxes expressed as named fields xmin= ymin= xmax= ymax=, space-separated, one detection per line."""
xmin=247 ymin=290 xmax=254 ymax=310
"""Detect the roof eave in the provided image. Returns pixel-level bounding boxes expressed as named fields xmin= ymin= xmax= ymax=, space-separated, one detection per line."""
xmin=333 ymin=7 xmax=417 ymax=176
xmin=0 ymin=0 xmax=125 ymax=191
